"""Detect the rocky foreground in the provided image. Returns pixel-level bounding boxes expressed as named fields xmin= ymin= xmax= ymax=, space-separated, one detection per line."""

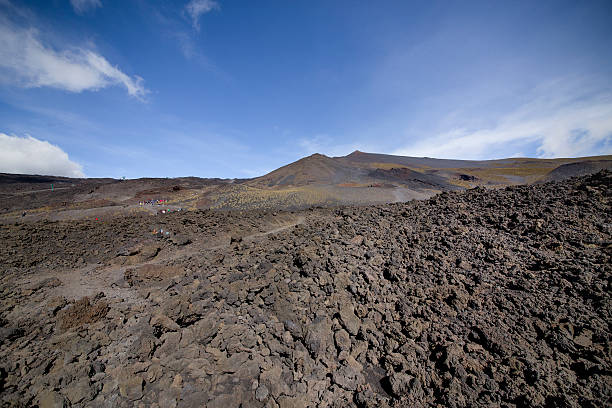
xmin=0 ymin=172 xmax=610 ymax=407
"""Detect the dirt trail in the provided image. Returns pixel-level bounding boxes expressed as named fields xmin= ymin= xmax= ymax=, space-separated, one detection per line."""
xmin=232 ymin=215 xmax=305 ymax=242
xmin=391 ymin=187 xmax=432 ymax=202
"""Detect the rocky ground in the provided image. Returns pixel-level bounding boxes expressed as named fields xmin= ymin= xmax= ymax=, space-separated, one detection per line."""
xmin=0 ymin=172 xmax=610 ymax=407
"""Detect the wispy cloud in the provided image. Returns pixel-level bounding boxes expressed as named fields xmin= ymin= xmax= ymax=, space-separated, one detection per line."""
xmin=147 ymin=2 xmax=228 ymax=79
xmin=172 ymin=30 xmax=213 ymax=67
xmin=0 ymin=133 xmax=85 ymax=177
xmin=185 ymin=0 xmax=219 ymax=31
xmin=70 ymin=0 xmax=102 ymax=15
xmin=0 ymin=14 xmax=148 ymax=98
xmin=393 ymin=79 xmax=612 ymax=159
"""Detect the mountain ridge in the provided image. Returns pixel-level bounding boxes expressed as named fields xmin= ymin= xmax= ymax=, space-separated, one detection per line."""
xmin=1 ymin=151 xmax=610 ymax=219
xmin=251 ymin=150 xmax=612 ymax=188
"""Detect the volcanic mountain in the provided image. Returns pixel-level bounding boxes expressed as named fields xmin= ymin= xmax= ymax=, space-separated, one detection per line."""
xmin=0 ymin=151 xmax=610 ymax=221
xmin=252 ymin=150 xmax=612 ymax=188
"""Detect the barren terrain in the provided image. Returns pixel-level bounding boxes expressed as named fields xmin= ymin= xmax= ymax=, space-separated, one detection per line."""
xmin=0 ymin=171 xmax=610 ymax=407
xmin=1 ymin=152 xmax=609 ymax=222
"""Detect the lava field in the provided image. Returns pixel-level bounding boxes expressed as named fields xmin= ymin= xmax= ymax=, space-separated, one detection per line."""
xmin=0 ymin=172 xmax=610 ymax=407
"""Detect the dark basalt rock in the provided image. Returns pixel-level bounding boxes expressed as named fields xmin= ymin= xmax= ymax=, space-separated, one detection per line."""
xmin=0 ymin=171 xmax=609 ymax=407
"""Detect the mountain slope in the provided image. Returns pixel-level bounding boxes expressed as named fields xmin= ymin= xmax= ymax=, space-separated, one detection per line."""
xmin=249 ymin=152 xmax=459 ymax=190
xmin=249 ymin=153 xmax=366 ymax=187
xmin=1 ymin=152 xmax=610 ymax=219
xmin=252 ymin=150 xmax=612 ymax=190
xmin=540 ymin=160 xmax=612 ymax=182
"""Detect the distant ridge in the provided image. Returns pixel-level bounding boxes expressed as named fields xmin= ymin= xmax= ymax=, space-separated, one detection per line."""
xmin=252 ymin=150 xmax=612 ymax=190
xmin=1 ymin=151 xmax=610 ymax=216
xmin=540 ymin=160 xmax=612 ymax=183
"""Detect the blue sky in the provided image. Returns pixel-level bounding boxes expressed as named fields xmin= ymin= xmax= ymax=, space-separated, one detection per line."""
xmin=1 ymin=0 xmax=611 ymax=178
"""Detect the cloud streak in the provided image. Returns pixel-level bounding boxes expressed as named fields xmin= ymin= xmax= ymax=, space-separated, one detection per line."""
xmin=0 ymin=17 xmax=148 ymax=98
xmin=0 ymin=133 xmax=85 ymax=177
xmin=394 ymin=80 xmax=612 ymax=159
xmin=70 ymin=0 xmax=102 ymax=15
xmin=185 ymin=0 xmax=219 ymax=31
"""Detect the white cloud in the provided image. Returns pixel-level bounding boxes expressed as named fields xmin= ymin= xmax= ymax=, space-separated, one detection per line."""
xmin=0 ymin=133 xmax=85 ymax=177
xmin=0 ymin=19 xmax=148 ymax=98
xmin=394 ymin=81 xmax=612 ymax=159
xmin=70 ymin=0 xmax=102 ymax=15
xmin=185 ymin=0 xmax=219 ymax=31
